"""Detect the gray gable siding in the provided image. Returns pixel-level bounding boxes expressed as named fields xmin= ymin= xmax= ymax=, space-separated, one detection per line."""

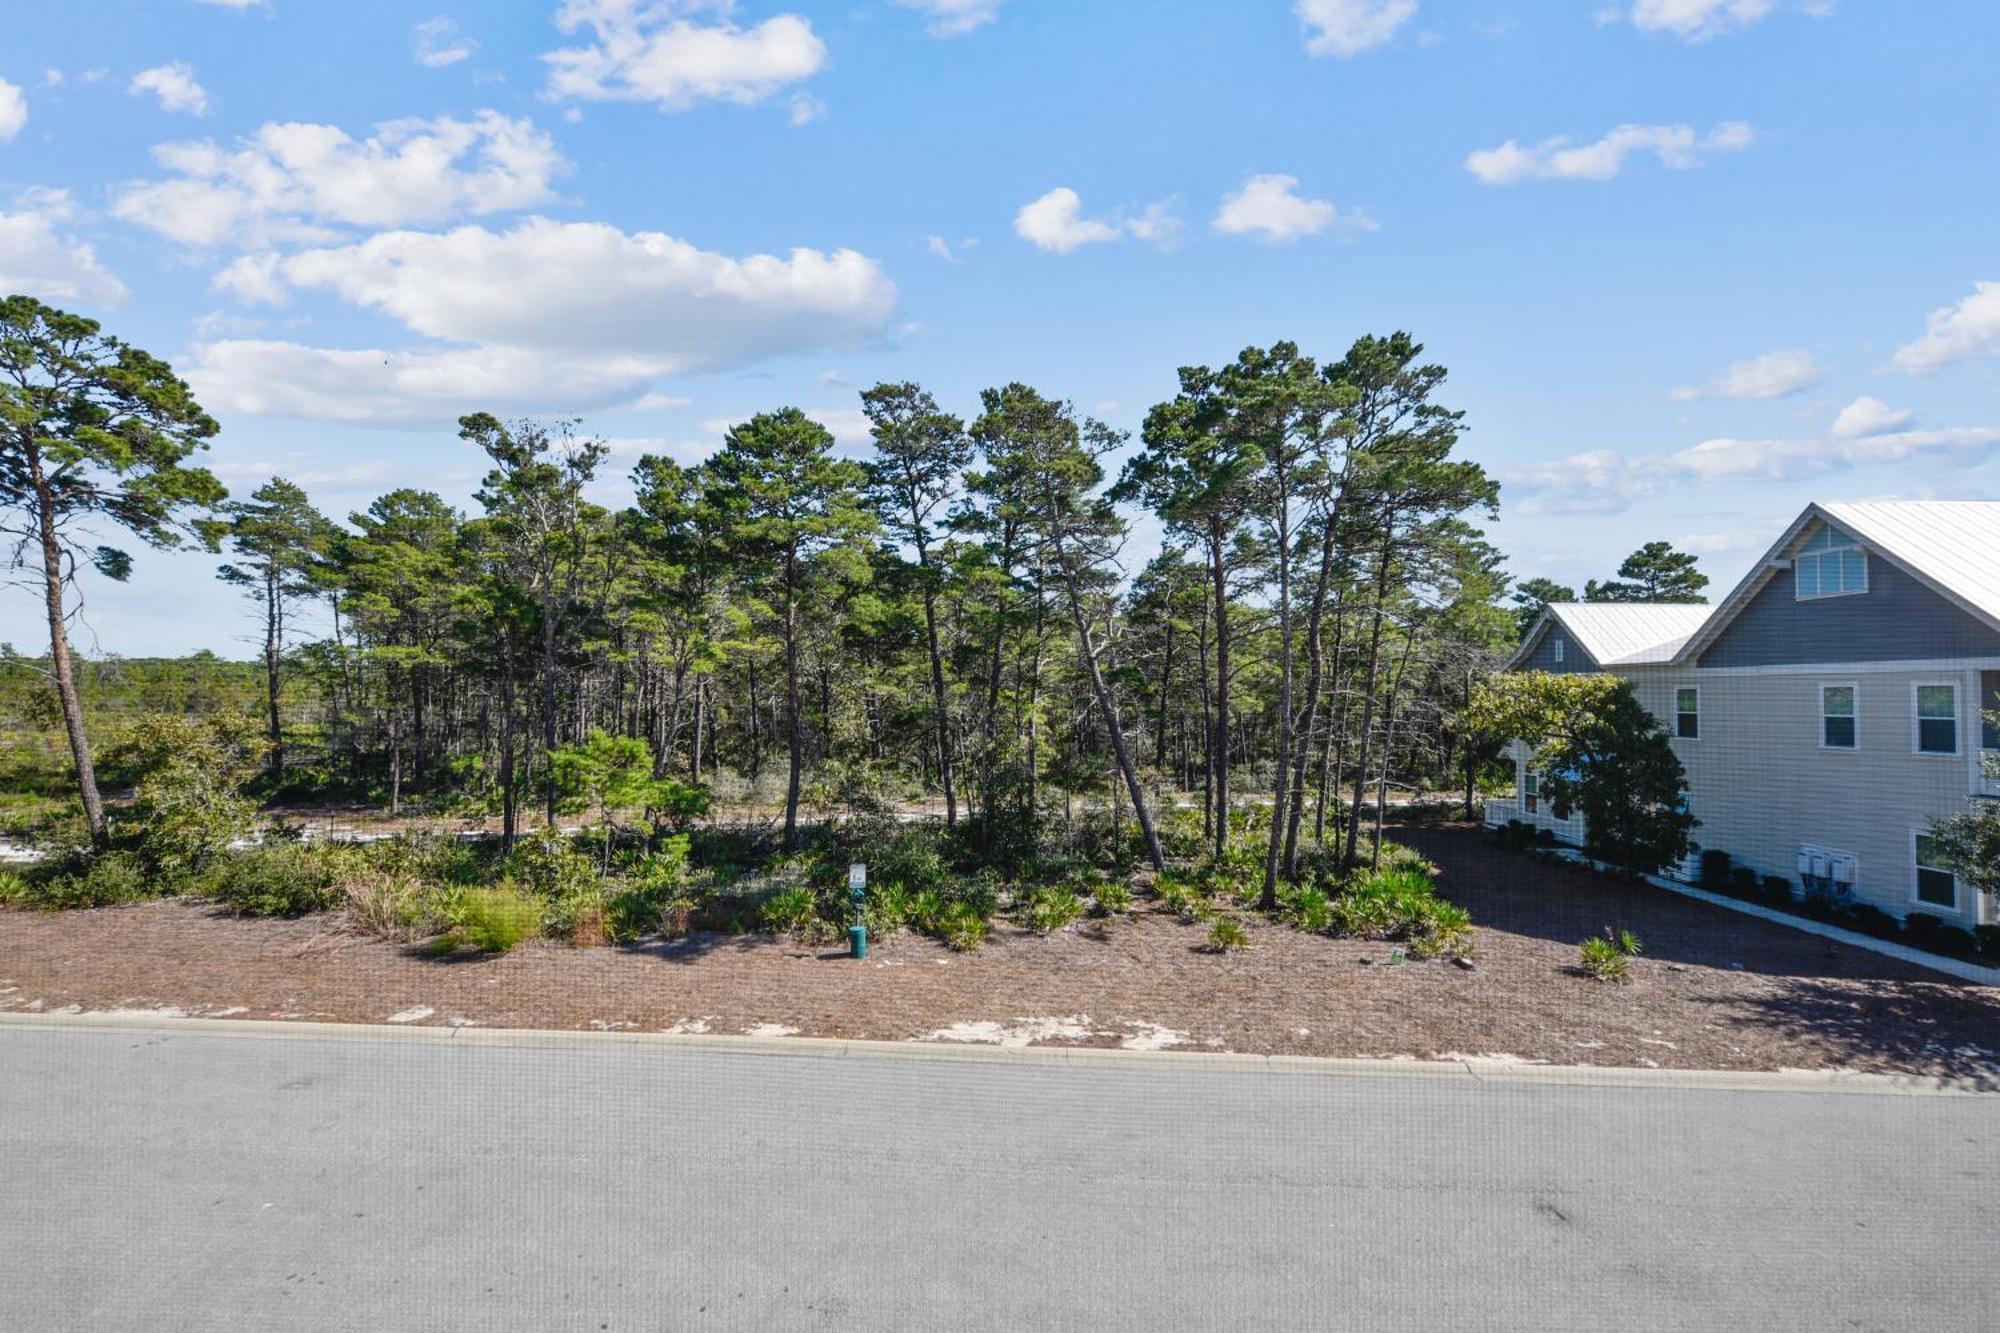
xmin=1519 ymin=621 xmax=1599 ymax=673
xmin=1697 ymin=555 xmax=2000 ymax=668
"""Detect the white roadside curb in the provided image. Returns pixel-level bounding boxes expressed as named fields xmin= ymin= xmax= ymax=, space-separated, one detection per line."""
xmin=2 ymin=1010 xmax=1991 ymax=1097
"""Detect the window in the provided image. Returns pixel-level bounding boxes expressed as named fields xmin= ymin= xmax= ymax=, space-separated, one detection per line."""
xmin=1915 ymin=683 xmax=1958 ymax=755
xmin=1820 ymin=684 xmax=1856 ymax=749
xmin=1523 ymin=771 xmax=1539 ymax=814
xmin=1552 ymin=636 xmax=1565 ymax=664
xmin=1914 ymin=834 xmax=1958 ymax=910
xmin=1794 ymin=523 xmax=1868 ymax=599
xmin=1982 ymin=670 xmax=2000 ymax=752
xmin=1675 ymin=687 xmax=1699 ymax=739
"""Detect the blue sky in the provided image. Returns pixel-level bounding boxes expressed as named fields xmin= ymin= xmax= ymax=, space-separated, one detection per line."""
xmin=4 ymin=0 xmax=1998 ymax=657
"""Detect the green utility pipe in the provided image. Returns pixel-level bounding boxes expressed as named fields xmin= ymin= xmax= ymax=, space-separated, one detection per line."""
xmin=849 ymin=924 xmax=868 ymax=960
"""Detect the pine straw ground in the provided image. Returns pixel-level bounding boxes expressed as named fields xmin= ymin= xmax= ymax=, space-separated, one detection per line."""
xmin=3 ymin=825 xmax=1995 ymax=1081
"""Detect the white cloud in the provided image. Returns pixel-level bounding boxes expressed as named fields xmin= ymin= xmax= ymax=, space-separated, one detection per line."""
xmin=0 ymin=77 xmax=26 ymax=141
xmin=415 ymin=16 xmax=478 ymax=68
xmin=196 ymin=0 xmax=267 ymax=7
xmin=1014 ymin=187 xmax=1178 ymax=254
xmin=1830 ymin=395 xmax=1913 ymax=439
xmin=129 ymin=62 xmax=212 ymax=116
xmin=1508 ymin=425 xmax=2000 ymax=514
xmin=543 ymin=0 xmax=827 ymax=113
xmin=1212 ymin=173 xmax=1375 ymax=242
xmin=112 ymin=111 xmax=566 ymax=247
xmin=1887 ymin=280 xmax=2000 ymax=374
xmin=190 ymin=217 xmax=897 ymax=426
xmin=898 ymin=0 xmax=1004 ymax=37
xmin=811 ymin=406 xmax=872 ymax=446
xmin=1669 ymin=347 xmax=1820 ymax=400
xmin=1295 ymin=0 xmax=1418 ymax=57
xmin=1613 ymin=0 xmax=1775 ymax=41
xmin=0 ymin=188 xmax=129 ymax=307
xmin=1466 ymin=121 xmax=1753 ymax=185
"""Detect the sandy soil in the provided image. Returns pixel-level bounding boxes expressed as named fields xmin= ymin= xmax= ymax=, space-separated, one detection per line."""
xmin=2 ymin=826 xmax=1995 ymax=1079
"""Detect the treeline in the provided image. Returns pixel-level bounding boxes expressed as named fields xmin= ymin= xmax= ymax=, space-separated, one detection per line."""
xmin=5 ymin=296 xmax=1519 ymax=888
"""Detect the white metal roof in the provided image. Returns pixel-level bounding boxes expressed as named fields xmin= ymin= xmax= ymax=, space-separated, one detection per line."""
xmin=1547 ymin=602 xmax=1715 ymax=666
xmin=1816 ymin=500 xmax=2000 ymax=629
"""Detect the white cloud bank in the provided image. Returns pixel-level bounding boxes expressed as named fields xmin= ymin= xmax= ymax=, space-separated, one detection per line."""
xmin=1295 ymin=0 xmax=1417 ymax=57
xmin=1508 ymin=426 xmax=2000 ymax=515
xmin=191 ymin=218 xmax=897 ymax=427
xmin=1606 ymin=0 xmax=1841 ymax=42
xmin=1016 ymin=187 xmax=1131 ymax=253
xmin=0 ymin=188 xmax=128 ymax=308
xmin=1466 ymin=121 xmax=1753 ymax=185
xmin=1830 ymin=396 xmax=1914 ymax=439
xmin=129 ymin=62 xmax=212 ymax=116
xmin=1213 ymin=174 xmax=1374 ymax=242
xmin=0 ymin=78 xmax=25 ymax=141
xmin=898 ymin=0 xmax=1005 ymax=37
xmin=1888 ymin=280 xmax=2000 ymax=374
xmin=543 ymin=0 xmax=826 ymax=112
xmin=1669 ymin=347 xmax=1820 ymax=401
xmin=113 ymin=111 xmax=567 ymax=247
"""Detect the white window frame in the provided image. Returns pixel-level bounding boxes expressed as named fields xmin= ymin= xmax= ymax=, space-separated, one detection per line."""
xmin=1794 ymin=526 xmax=1869 ymax=602
xmin=1552 ymin=636 xmax=1565 ymax=665
xmin=1910 ymin=828 xmax=1961 ymax=914
xmin=1674 ymin=685 xmax=1700 ymax=740
xmin=1818 ymin=681 xmax=1859 ymax=751
xmin=1911 ymin=680 xmax=1960 ymax=758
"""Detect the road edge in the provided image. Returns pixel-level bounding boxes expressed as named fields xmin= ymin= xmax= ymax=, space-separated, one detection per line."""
xmin=2 ymin=1010 xmax=1990 ymax=1096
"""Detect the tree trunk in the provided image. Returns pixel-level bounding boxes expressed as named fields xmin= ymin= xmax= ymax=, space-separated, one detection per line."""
xmin=499 ymin=657 xmax=518 ymax=850
xmin=1343 ymin=526 xmax=1398 ymax=866
xmin=30 ymin=454 xmax=107 ymax=847
xmin=263 ymin=564 xmax=284 ymax=780
xmin=782 ymin=548 xmax=804 ymax=850
xmin=917 ymin=540 xmax=957 ymax=827
xmin=1055 ymin=545 xmax=1164 ymax=873
xmin=1206 ymin=521 xmax=1231 ymax=859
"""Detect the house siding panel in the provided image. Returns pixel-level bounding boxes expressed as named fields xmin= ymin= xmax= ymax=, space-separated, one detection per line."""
xmin=1697 ymin=558 xmax=2000 ymax=668
xmin=1622 ymin=665 xmax=1985 ymax=923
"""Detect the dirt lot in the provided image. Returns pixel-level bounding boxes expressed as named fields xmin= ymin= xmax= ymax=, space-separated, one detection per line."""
xmin=3 ymin=825 xmax=1995 ymax=1079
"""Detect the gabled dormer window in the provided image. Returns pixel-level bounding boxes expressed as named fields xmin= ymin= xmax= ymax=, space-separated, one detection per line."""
xmin=1795 ymin=523 xmax=1868 ymax=600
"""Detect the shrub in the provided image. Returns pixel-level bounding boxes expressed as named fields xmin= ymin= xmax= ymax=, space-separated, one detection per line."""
xmin=449 ymin=885 xmax=542 ymax=953
xmin=505 ymin=830 xmax=600 ymax=901
xmin=1207 ymin=915 xmax=1250 ymax=953
xmin=1904 ymin=912 xmax=1942 ymax=946
xmin=1279 ymin=885 xmax=1334 ymax=933
xmin=1406 ymin=899 xmax=1474 ymax=960
xmin=1579 ymin=935 xmax=1630 ymax=982
xmin=344 ymin=869 xmax=454 ymax=943
xmin=850 ymin=825 xmax=955 ymax=898
xmin=34 ymin=853 xmax=153 ymax=910
xmin=1843 ymin=903 xmax=1899 ymax=941
xmin=934 ymin=900 xmax=987 ymax=951
xmin=1092 ymin=879 xmax=1132 ymax=916
xmin=1932 ymin=925 xmax=1979 ymax=960
xmin=1728 ymin=866 xmax=1761 ymax=900
xmin=1328 ymin=869 xmax=1473 ymax=958
xmin=1021 ymin=887 xmax=1085 ymax=936
xmin=0 ymin=869 xmax=28 ymax=907
xmin=204 ymin=844 xmax=344 ymax=917
xmin=1761 ymin=875 xmax=1794 ymax=909
xmin=863 ymin=882 xmax=917 ymax=934
xmin=761 ymin=885 xmax=826 ymax=939
xmin=1698 ymin=849 xmax=1732 ymax=891
xmin=1977 ymin=924 xmax=2000 ymax=961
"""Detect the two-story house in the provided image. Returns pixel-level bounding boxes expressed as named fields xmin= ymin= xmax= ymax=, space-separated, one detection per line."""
xmin=1490 ymin=500 xmax=2000 ymax=928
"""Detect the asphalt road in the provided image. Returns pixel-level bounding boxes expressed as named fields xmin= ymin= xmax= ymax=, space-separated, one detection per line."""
xmin=1 ymin=1021 xmax=1994 ymax=1332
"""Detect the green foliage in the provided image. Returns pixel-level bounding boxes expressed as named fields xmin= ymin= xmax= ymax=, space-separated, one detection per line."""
xmin=504 ymin=829 xmax=599 ymax=900
xmin=1020 ymin=886 xmax=1085 ymax=935
xmin=203 ymin=842 xmax=344 ymax=917
xmin=116 ymin=713 xmax=264 ymax=881
xmin=1279 ymin=884 xmax=1334 ymax=932
xmin=1578 ymin=935 xmax=1631 ymax=982
xmin=0 ymin=869 xmax=27 ymax=906
xmin=1328 ymin=868 xmax=1473 ymax=958
xmin=862 ymin=882 xmax=917 ymax=933
xmin=449 ymin=884 xmax=543 ymax=953
xmin=1928 ymin=800 xmax=2000 ymax=910
xmin=342 ymin=867 xmax=458 ymax=943
xmin=1154 ymin=871 xmax=1215 ymax=922
xmin=761 ymin=884 xmax=826 ymax=938
xmin=1091 ymin=878 xmax=1132 ymax=916
xmin=18 ymin=852 xmax=153 ymax=909
xmin=1206 ymin=914 xmax=1250 ymax=952
xmin=933 ymin=900 xmax=988 ymax=951
xmin=1471 ymin=672 xmax=1697 ymax=878
xmin=1585 ymin=541 xmax=1708 ymax=604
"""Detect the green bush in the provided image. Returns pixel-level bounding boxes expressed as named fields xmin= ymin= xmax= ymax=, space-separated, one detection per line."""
xmin=449 ymin=885 xmax=543 ymax=953
xmin=32 ymin=853 xmax=154 ymax=910
xmin=934 ymin=900 xmax=988 ymax=951
xmin=1932 ymin=924 xmax=1979 ymax=959
xmin=203 ymin=844 xmax=345 ymax=917
xmin=1207 ymin=915 xmax=1250 ymax=953
xmin=1328 ymin=869 xmax=1473 ymax=958
xmin=1698 ymin=849 xmax=1732 ymax=892
xmin=863 ymin=882 xmax=917 ymax=933
xmin=0 ymin=869 xmax=28 ymax=907
xmin=1761 ymin=875 xmax=1794 ymax=909
xmin=1021 ymin=887 xmax=1085 ymax=935
xmin=344 ymin=868 xmax=457 ymax=943
xmin=1279 ymin=885 xmax=1334 ymax=933
xmin=1578 ymin=935 xmax=1629 ymax=982
xmin=1155 ymin=871 xmax=1214 ymax=922
xmin=505 ymin=829 xmax=600 ymax=901
xmin=1092 ymin=879 xmax=1132 ymax=916
xmin=761 ymin=885 xmax=824 ymax=938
